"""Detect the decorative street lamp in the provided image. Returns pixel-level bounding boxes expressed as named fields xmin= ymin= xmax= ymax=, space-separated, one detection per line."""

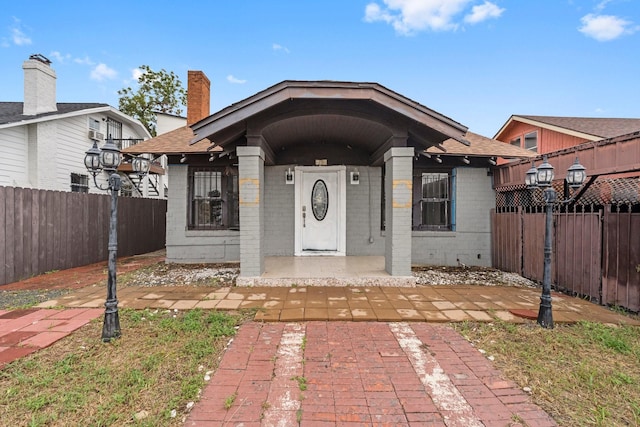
xmin=84 ymin=138 xmax=151 ymax=342
xmin=526 ymin=155 xmax=587 ymax=329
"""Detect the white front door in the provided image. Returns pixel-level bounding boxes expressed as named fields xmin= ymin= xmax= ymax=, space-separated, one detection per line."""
xmin=295 ymin=166 xmax=346 ymax=256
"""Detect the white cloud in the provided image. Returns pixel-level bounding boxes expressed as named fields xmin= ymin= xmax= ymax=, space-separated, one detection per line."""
xmin=595 ymin=0 xmax=613 ymax=12
xmin=90 ymin=63 xmax=117 ymax=81
xmin=9 ymin=17 xmax=31 ymax=46
xmin=49 ymin=51 xmax=71 ymax=63
xmin=131 ymin=68 xmax=143 ymax=81
xmin=273 ymin=43 xmax=290 ymax=53
xmin=74 ymin=56 xmax=95 ymax=66
xmin=464 ymin=1 xmax=504 ymax=24
xmin=579 ymin=13 xmax=635 ymax=41
xmin=227 ymin=74 xmax=247 ymax=84
xmin=364 ymin=0 xmax=476 ymax=34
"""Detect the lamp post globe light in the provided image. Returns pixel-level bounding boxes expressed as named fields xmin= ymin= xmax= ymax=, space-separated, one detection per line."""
xmin=84 ymin=138 xmax=151 ymax=342
xmin=526 ymin=155 xmax=587 ymax=329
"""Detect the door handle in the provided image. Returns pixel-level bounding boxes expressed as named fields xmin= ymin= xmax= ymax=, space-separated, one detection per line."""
xmin=302 ymin=206 xmax=306 ymax=227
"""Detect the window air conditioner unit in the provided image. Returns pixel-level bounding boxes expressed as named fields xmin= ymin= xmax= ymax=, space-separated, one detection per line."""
xmin=88 ymin=130 xmax=104 ymax=141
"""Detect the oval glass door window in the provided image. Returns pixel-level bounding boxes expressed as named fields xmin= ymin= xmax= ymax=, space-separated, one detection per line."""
xmin=311 ymin=179 xmax=329 ymax=221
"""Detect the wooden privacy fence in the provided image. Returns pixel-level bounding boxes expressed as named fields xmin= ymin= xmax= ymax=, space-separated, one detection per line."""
xmin=492 ymin=208 xmax=640 ymax=312
xmin=0 ymin=186 xmax=167 ymax=287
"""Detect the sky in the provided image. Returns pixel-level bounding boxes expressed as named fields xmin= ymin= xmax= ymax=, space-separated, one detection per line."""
xmin=1 ymin=0 xmax=638 ymax=137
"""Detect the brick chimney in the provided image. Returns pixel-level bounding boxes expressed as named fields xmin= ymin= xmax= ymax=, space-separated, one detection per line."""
xmin=22 ymin=54 xmax=57 ymax=116
xmin=187 ymin=71 xmax=210 ymax=125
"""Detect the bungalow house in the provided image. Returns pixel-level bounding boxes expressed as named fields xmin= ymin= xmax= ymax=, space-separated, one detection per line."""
xmin=0 ymin=55 xmax=165 ymax=198
xmin=126 ymin=74 xmax=534 ymax=285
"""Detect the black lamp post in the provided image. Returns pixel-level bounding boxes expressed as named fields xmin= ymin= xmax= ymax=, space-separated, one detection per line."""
xmin=84 ymin=138 xmax=151 ymax=342
xmin=526 ymin=155 xmax=587 ymax=329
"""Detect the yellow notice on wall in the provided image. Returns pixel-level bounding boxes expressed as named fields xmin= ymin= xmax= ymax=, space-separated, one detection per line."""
xmin=239 ymin=178 xmax=260 ymax=206
xmin=392 ymin=179 xmax=412 ymax=208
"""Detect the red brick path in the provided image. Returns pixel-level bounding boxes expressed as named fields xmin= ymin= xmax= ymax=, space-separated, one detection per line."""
xmin=187 ymin=322 xmax=557 ymax=427
xmin=0 ymin=308 xmax=103 ymax=369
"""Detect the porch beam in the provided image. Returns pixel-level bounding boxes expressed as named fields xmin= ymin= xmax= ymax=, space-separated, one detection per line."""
xmin=246 ymin=134 xmax=276 ymax=166
xmin=370 ymin=132 xmax=408 ymax=166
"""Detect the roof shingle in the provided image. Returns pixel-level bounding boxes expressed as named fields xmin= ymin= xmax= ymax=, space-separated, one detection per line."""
xmin=428 ymin=131 xmax=536 ymax=159
xmin=517 ymin=115 xmax=640 ymax=139
xmin=122 ymin=126 xmax=214 ymax=155
xmin=0 ymin=102 xmax=108 ymax=125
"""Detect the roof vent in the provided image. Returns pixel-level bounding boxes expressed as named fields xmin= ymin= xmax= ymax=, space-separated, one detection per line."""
xmin=29 ymin=53 xmax=52 ymax=65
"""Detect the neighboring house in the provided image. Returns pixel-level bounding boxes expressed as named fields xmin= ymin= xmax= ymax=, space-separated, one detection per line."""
xmin=494 ymin=114 xmax=640 ymax=155
xmin=126 ymin=77 xmax=534 ymax=282
xmin=0 ymin=55 xmax=165 ymax=198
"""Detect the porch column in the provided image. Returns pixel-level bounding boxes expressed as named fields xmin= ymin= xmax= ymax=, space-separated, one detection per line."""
xmin=384 ymin=147 xmax=414 ymax=276
xmin=237 ymin=146 xmax=265 ymax=277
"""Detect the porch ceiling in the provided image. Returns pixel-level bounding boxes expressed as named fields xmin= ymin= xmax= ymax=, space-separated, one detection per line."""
xmin=262 ymin=113 xmax=391 ymax=152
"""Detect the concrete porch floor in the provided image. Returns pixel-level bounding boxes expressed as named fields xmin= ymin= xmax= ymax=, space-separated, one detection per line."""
xmin=236 ymin=256 xmax=416 ymax=287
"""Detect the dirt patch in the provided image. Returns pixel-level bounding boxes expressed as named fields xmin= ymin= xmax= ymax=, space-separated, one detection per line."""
xmin=118 ymin=262 xmax=537 ymax=289
xmin=118 ymin=262 xmax=239 ymax=288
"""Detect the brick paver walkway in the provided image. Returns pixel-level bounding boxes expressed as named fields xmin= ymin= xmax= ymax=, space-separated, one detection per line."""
xmin=2 ymin=253 xmax=638 ymax=425
xmin=0 ymin=308 xmax=103 ymax=369
xmin=38 ymin=283 xmax=640 ymax=326
xmin=187 ymin=322 xmax=557 ymax=427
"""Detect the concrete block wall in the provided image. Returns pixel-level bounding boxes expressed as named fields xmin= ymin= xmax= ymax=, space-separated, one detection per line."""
xmin=165 ymin=164 xmax=239 ymax=263
xmin=345 ymin=166 xmax=385 ymax=255
xmin=412 ymin=167 xmax=494 ymax=267
xmin=163 ymin=163 xmax=494 ymax=268
xmin=264 ymin=166 xmax=295 ymax=255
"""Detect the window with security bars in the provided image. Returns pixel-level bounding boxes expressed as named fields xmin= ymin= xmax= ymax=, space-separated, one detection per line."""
xmin=416 ymin=172 xmax=451 ymax=230
xmin=188 ymin=167 xmax=239 ymax=230
xmin=70 ymin=173 xmax=89 ymax=193
xmin=106 ymin=117 xmax=122 ymax=142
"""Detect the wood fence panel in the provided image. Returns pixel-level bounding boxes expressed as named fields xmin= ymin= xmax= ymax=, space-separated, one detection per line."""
xmin=522 ymin=213 xmax=545 ymax=282
xmin=21 ymin=189 xmax=32 ymax=281
xmin=30 ymin=189 xmax=40 ymax=278
xmin=4 ymin=188 xmax=15 ymax=284
xmin=0 ymin=186 xmax=167 ymax=287
xmin=491 ymin=209 xmax=522 ymax=274
xmin=14 ymin=188 xmax=25 ymax=282
xmin=603 ymin=211 xmax=640 ymax=311
xmin=45 ymin=190 xmax=55 ymax=273
xmin=555 ymin=212 xmax=602 ymax=301
xmin=0 ymin=187 xmax=6 ymax=285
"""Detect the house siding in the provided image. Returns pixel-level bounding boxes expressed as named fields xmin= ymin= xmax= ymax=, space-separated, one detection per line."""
xmin=411 ymin=167 xmax=494 ymax=267
xmin=165 ymin=164 xmax=240 ymax=263
xmin=498 ymin=121 xmax=590 ymax=155
xmin=0 ymin=112 xmax=150 ymax=194
xmin=0 ymin=126 xmax=29 ymax=187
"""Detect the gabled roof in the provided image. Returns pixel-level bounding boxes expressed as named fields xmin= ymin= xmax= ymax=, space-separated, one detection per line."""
xmin=427 ymin=131 xmax=536 ymax=159
xmin=191 ymin=80 xmax=468 ymax=147
xmin=0 ymin=102 xmax=108 ymax=125
xmin=495 ymin=115 xmax=640 ymax=141
xmin=123 ymin=126 xmax=215 ymax=155
xmin=0 ymin=102 xmax=151 ymax=138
